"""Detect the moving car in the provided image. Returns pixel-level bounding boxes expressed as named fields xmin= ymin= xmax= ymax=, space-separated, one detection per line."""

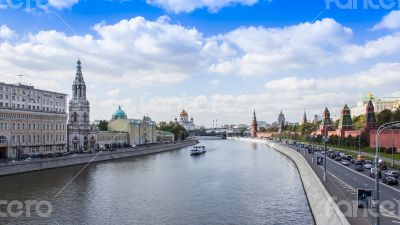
xmin=341 ymin=160 xmax=350 ymax=166
xmin=385 ymin=171 xmax=399 ymax=179
xmin=383 ymin=176 xmax=399 ymax=185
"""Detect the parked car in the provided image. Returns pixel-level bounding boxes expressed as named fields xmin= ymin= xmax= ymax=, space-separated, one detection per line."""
xmin=345 ymin=155 xmax=353 ymax=161
xmin=385 ymin=171 xmax=399 ymax=179
xmin=383 ymin=176 xmax=399 ymax=185
xmin=363 ymin=163 xmax=373 ymax=169
xmin=335 ymin=156 xmax=342 ymax=161
xmin=342 ymin=160 xmax=350 ymax=166
xmin=355 ymin=164 xmax=364 ymax=171
xmin=357 ymin=155 xmax=366 ymax=162
xmin=365 ymin=160 xmax=372 ymax=165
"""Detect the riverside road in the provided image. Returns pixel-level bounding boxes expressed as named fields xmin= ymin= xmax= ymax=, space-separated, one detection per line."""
xmin=293 ymin=144 xmax=400 ymax=225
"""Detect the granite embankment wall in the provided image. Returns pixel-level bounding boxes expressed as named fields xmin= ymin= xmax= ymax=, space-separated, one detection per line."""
xmin=0 ymin=141 xmax=195 ymax=177
xmin=238 ymin=138 xmax=350 ymax=225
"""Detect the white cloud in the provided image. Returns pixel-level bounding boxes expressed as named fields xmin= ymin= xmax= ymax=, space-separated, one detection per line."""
xmin=106 ymin=89 xmax=121 ymax=97
xmin=209 ymin=18 xmax=353 ymax=76
xmin=47 ymin=0 xmax=79 ymax=9
xmin=1 ymin=16 xmax=400 ymax=124
xmin=0 ymin=25 xmax=16 ymax=39
xmin=146 ymin=0 xmax=260 ymax=13
xmin=372 ymin=10 xmax=400 ymax=31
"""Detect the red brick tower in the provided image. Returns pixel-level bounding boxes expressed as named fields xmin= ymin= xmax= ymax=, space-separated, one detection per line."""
xmin=251 ymin=110 xmax=258 ymax=138
xmin=364 ymin=100 xmax=376 ymax=132
xmin=320 ymin=107 xmax=333 ymax=134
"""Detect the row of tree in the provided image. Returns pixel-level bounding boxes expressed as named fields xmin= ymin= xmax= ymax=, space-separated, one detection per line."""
xmin=157 ymin=121 xmax=189 ymax=140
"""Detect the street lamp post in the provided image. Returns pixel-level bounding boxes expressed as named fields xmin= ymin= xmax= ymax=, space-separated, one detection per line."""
xmin=391 ymin=129 xmax=395 ymax=167
xmin=373 ymin=121 xmax=400 ymax=225
xmin=322 ymin=128 xmax=328 ymax=182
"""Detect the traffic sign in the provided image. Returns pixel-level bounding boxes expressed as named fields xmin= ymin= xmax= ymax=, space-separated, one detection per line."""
xmin=357 ymin=189 xmax=372 ymax=209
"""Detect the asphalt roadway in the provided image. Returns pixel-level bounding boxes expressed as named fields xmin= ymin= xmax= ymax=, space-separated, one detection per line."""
xmin=285 ymin=143 xmax=400 ymax=225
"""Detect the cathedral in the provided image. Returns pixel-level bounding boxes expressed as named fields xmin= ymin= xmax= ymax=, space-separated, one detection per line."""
xmin=67 ymin=60 xmax=97 ymax=152
xmin=176 ymin=109 xmax=195 ymax=131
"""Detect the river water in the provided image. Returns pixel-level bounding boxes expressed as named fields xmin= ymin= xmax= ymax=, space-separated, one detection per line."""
xmin=0 ymin=140 xmax=314 ymax=225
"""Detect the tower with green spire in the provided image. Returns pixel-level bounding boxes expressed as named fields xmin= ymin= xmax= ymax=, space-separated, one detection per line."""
xmin=338 ymin=104 xmax=353 ymax=137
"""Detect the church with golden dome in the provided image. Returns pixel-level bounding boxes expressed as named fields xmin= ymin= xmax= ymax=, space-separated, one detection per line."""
xmin=176 ymin=109 xmax=195 ymax=131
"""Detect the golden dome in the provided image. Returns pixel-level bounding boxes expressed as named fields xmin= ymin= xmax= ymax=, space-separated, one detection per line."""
xmin=180 ymin=109 xmax=188 ymax=116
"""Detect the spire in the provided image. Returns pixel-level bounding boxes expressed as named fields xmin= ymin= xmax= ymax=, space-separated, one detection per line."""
xmin=74 ymin=59 xmax=85 ymax=84
xmin=72 ymin=59 xmax=87 ymax=99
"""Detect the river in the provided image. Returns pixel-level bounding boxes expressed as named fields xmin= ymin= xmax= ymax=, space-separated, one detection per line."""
xmin=0 ymin=139 xmax=314 ymax=225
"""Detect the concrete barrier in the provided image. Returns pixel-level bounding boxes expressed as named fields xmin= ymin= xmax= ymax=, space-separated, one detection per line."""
xmin=239 ymin=138 xmax=350 ymax=225
xmin=0 ymin=142 xmax=196 ymax=177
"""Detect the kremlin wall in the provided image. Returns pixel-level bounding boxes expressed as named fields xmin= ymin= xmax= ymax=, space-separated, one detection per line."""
xmin=252 ymin=95 xmax=400 ymax=150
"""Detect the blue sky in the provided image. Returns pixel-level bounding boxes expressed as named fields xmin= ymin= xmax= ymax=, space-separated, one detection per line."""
xmin=1 ymin=0 xmax=400 ymax=126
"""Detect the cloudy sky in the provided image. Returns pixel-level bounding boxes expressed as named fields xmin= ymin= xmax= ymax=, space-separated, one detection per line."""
xmin=0 ymin=0 xmax=400 ymax=126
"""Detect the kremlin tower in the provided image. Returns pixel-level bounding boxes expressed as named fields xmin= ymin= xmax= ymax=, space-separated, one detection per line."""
xmin=251 ymin=110 xmax=258 ymax=138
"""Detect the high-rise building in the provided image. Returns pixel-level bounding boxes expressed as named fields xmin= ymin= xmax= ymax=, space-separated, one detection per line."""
xmin=0 ymin=82 xmax=67 ymax=159
xmin=67 ymin=60 xmax=97 ymax=152
xmin=278 ymin=110 xmax=285 ymax=126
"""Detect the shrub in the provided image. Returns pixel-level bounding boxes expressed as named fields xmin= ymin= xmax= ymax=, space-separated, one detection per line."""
xmin=385 ymin=147 xmax=397 ymax=154
xmin=380 ymin=147 xmax=386 ymax=153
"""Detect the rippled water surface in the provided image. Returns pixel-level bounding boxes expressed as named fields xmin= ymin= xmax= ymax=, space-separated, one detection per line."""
xmin=0 ymin=140 xmax=314 ymax=225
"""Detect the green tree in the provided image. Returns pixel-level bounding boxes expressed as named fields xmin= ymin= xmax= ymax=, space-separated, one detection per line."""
xmin=97 ymin=120 xmax=109 ymax=131
xmin=352 ymin=115 xmax=366 ymax=130
xmin=158 ymin=121 xmax=188 ymax=140
xmin=376 ymin=109 xmax=393 ymax=126
xmin=392 ymin=109 xmax=400 ymax=122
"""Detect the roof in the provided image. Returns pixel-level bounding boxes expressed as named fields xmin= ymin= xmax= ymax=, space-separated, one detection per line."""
xmin=112 ymin=106 xmax=127 ymax=120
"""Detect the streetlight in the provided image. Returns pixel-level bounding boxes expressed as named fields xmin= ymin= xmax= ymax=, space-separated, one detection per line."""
xmin=322 ymin=128 xmax=328 ymax=182
xmin=373 ymin=121 xmax=400 ymax=225
xmin=391 ymin=129 xmax=395 ymax=167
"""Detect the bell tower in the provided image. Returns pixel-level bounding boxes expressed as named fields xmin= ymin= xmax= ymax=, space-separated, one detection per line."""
xmin=67 ymin=59 xmax=97 ymax=152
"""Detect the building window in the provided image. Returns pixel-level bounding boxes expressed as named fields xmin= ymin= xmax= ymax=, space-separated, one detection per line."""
xmin=0 ymin=136 xmax=7 ymax=144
